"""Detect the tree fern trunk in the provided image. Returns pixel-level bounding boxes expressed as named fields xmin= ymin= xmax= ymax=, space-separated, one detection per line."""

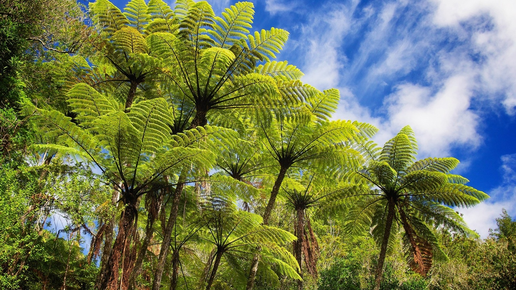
xmin=374 ymin=200 xmax=395 ymax=290
xmin=152 ymin=179 xmax=185 ymax=290
xmin=170 ymin=250 xmax=180 ymax=290
xmin=206 ymin=250 xmax=224 ymax=290
xmin=295 ymin=208 xmax=304 ymax=290
xmin=263 ymin=166 xmax=288 ymax=225
xmin=125 ymin=81 xmax=139 ymax=110
xmin=245 ymin=248 xmax=261 ymax=290
xmin=246 ymin=165 xmax=289 ymax=289
xmin=99 ymin=199 xmax=138 ymax=290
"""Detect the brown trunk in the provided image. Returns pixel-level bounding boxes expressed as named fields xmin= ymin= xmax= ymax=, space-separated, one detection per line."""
xmin=125 ymin=81 xmax=139 ymax=110
xmin=128 ymin=193 xmax=160 ymax=289
xmin=374 ymin=200 xmax=396 ymax=290
xmin=170 ymin=250 xmax=180 ymax=290
xmin=262 ymin=166 xmax=288 ymax=225
xmin=245 ymin=248 xmax=261 ymax=290
xmin=246 ymin=165 xmax=288 ymax=289
xmin=152 ymin=179 xmax=185 ymax=290
xmin=295 ymin=208 xmax=304 ymax=290
xmin=96 ymin=190 xmax=118 ymax=289
xmin=99 ymin=197 xmax=138 ymax=290
xmin=206 ymin=249 xmax=224 ymax=290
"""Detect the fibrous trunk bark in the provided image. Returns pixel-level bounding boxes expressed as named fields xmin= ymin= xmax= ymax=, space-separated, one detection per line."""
xmin=374 ymin=200 xmax=395 ymax=290
xmin=170 ymin=250 xmax=180 ymax=290
xmin=294 ymin=208 xmax=304 ymax=290
xmin=99 ymin=194 xmax=138 ymax=290
xmin=152 ymin=179 xmax=185 ymax=290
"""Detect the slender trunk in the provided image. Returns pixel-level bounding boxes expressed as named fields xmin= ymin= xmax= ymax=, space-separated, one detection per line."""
xmin=295 ymin=208 xmax=305 ymax=290
xmin=99 ymin=198 xmax=138 ymax=290
xmin=206 ymin=250 xmax=224 ymax=290
xmin=374 ymin=200 xmax=396 ymax=290
xmin=262 ymin=166 xmax=288 ymax=225
xmin=152 ymin=179 xmax=185 ymax=290
xmin=245 ymin=247 xmax=261 ymax=290
xmin=246 ymin=166 xmax=288 ymax=289
xmin=125 ymin=81 xmax=139 ymax=110
xmin=128 ymin=194 xmax=160 ymax=289
xmin=96 ymin=189 xmax=119 ymax=289
xmin=170 ymin=250 xmax=180 ymax=290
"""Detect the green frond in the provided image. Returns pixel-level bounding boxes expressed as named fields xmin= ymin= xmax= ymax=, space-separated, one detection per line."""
xmin=342 ymin=196 xmax=382 ymax=236
xmin=180 ymin=1 xmax=215 ymax=49
xmin=145 ymin=19 xmax=179 ymax=35
xmin=210 ymin=2 xmax=254 ymax=49
xmin=262 ymin=243 xmax=300 ymax=273
xmin=255 ymin=61 xmax=303 ymax=80
xmin=371 ymin=203 xmax=399 ymax=254
xmin=147 ymin=0 xmax=174 ymax=20
xmin=174 ymin=0 xmax=195 ymax=21
xmin=398 ymin=125 xmax=418 ymax=150
xmin=269 ymin=257 xmax=302 ymax=280
xmin=420 ymin=183 xmax=489 ymax=207
xmin=94 ymin=111 xmax=142 ymax=167
xmin=67 ymin=83 xmax=120 ymax=127
xmin=380 ymin=132 xmax=416 ymax=173
xmin=407 ymin=157 xmax=460 ymax=174
xmin=244 ymin=28 xmax=289 ymax=62
xmin=30 ymin=144 xmax=90 ymax=159
xmin=123 ymin=0 xmax=149 ymax=33
xmin=31 ymin=106 xmax=99 ymax=155
xmin=401 ymin=171 xmax=448 ymax=193
xmin=169 ymin=125 xmax=238 ymax=154
xmin=447 ymin=174 xmax=469 ymax=184
xmin=368 ymin=161 xmax=397 ymax=188
xmin=127 ymin=98 xmax=173 ymax=154
xmin=411 ymin=201 xmax=476 ymax=237
xmin=90 ymin=0 xmax=129 ymax=36
xmin=113 ymin=27 xmax=149 ymax=54
xmin=307 ymin=88 xmax=340 ymax=122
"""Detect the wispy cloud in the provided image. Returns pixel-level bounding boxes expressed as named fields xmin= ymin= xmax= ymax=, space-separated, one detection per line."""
xmin=460 ymin=154 xmax=516 ymax=238
xmin=264 ymin=0 xmax=296 ymax=15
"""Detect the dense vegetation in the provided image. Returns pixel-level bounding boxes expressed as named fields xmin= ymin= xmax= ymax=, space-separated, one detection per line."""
xmin=0 ymin=0 xmax=514 ymax=289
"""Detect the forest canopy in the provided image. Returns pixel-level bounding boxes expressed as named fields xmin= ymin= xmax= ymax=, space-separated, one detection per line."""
xmin=0 ymin=0 xmax=513 ymax=289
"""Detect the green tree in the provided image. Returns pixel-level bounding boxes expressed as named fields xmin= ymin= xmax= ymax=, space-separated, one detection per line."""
xmin=339 ymin=126 xmax=488 ymax=290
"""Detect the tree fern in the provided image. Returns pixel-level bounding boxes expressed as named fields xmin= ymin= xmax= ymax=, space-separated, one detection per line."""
xmin=210 ymin=2 xmax=254 ymax=49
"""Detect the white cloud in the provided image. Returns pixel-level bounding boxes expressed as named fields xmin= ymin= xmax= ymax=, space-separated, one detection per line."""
xmin=460 ymin=154 xmax=516 ymax=238
xmin=430 ymin=0 xmax=516 ymax=114
xmin=384 ymin=74 xmax=482 ymax=157
xmin=300 ymin=3 xmax=356 ymax=90
xmin=264 ymin=0 xmax=296 ymax=15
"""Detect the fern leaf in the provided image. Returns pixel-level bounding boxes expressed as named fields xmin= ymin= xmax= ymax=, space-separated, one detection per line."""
xmin=123 ymin=0 xmax=149 ymax=33
xmin=245 ymin=28 xmax=289 ymax=62
xmin=255 ymin=61 xmax=303 ymax=80
xmin=210 ymin=2 xmax=254 ymax=49
xmin=67 ymin=83 xmax=119 ymax=127
xmin=90 ymin=0 xmax=129 ymax=36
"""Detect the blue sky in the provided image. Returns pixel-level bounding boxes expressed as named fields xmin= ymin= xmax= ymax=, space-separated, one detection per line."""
xmin=105 ymin=0 xmax=516 ymax=238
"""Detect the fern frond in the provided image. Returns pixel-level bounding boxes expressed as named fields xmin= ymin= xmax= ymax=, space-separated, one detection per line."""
xmin=180 ymin=1 xmax=215 ymax=49
xmin=422 ymin=183 xmax=489 ymax=207
xmin=113 ymin=27 xmax=149 ymax=54
xmin=307 ymin=88 xmax=340 ymax=122
xmin=400 ymin=171 xmax=447 ymax=193
xmin=244 ymin=28 xmax=289 ymax=62
xmin=90 ymin=0 xmax=129 ymax=36
xmin=380 ymin=133 xmax=416 ymax=173
xmin=210 ymin=2 xmax=254 ymax=49
xmin=67 ymin=83 xmax=119 ymax=127
xmin=148 ymin=0 xmax=174 ymax=20
xmin=123 ymin=0 xmax=149 ymax=33
xmin=255 ymin=61 xmax=303 ymax=80
xmin=407 ymin=157 xmax=459 ymax=174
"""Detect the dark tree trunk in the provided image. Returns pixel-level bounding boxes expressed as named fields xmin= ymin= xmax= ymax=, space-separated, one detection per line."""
xmin=246 ymin=165 xmax=289 ymax=289
xmin=125 ymin=81 xmax=139 ymax=110
xmin=170 ymin=250 xmax=180 ymax=290
xmin=245 ymin=247 xmax=261 ymax=290
xmin=374 ymin=200 xmax=396 ymax=290
xmin=128 ymin=193 xmax=161 ymax=289
xmin=294 ymin=208 xmax=305 ymax=290
xmin=262 ymin=166 xmax=288 ymax=225
xmin=206 ymin=250 xmax=224 ymax=290
xmin=99 ymin=195 xmax=138 ymax=290
xmin=152 ymin=180 xmax=185 ymax=290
